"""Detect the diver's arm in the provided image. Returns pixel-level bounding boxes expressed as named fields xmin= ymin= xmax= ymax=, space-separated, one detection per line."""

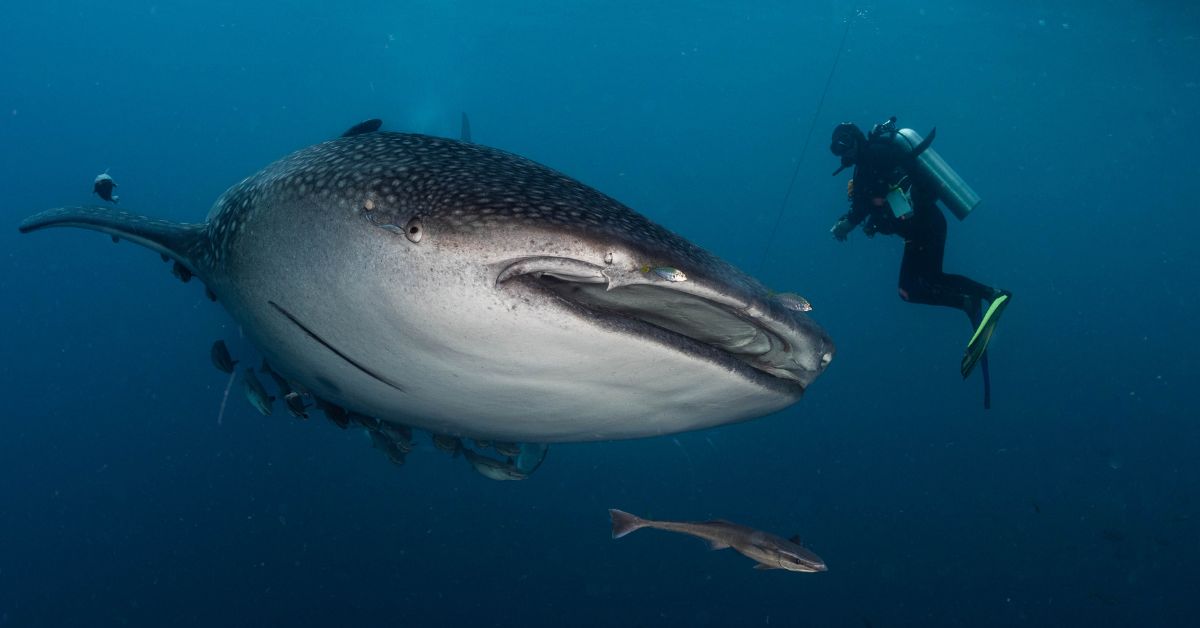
xmin=831 ymin=178 xmax=869 ymax=240
xmin=842 ymin=185 xmax=872 ymax=227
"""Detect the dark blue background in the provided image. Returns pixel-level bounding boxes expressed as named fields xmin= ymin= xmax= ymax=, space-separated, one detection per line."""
xmin=2 ymin=1 xmax=1196 ymax=626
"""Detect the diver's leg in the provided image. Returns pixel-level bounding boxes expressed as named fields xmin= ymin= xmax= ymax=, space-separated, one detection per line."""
xmin=899 ymin=207 xmax=1002 ymax=316
xmin=898 ymin=209 xmax=971 ymax=311
xmin=943 ymin=273 xmax=1000 ymax=304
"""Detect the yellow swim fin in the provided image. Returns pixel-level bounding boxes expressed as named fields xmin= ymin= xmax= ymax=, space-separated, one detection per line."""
xmin=961 ymin=293 xmax=1011 ymax=378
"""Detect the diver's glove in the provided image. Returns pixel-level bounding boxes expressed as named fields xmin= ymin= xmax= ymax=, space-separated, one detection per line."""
xmin=830 ymin=218 xmax=853 ymax=241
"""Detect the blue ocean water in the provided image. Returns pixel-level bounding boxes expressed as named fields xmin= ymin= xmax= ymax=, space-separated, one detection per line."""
xmin=2 ymin=1 xmax=1197 ymax=626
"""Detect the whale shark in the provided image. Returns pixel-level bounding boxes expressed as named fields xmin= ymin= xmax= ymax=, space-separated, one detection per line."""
xmin=18 ymin=127 xmax=834 ymax=442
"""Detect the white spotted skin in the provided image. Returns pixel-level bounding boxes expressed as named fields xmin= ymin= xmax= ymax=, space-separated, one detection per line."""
xmin=210 ymin=203 xmax=803 ymax=442
xmin=24 ymin=132 xmax=833 ymax=442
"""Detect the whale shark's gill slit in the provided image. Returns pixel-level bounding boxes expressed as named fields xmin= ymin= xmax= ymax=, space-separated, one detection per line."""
xmin=267 ymin=300 xmax=406 ymax=393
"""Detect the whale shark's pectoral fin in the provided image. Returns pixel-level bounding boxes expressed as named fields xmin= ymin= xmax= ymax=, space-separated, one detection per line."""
xmin=18 ymin=206 xmax=207 ymax=275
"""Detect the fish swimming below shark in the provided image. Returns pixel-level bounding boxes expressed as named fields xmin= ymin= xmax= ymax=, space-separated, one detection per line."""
xmin=462 ymin=448 xmax=527 ymax=480
xmin=241 ymin=367 xmax=275 ymax=416
xmin=210 ymin=339 xmax=237 ymax=374
xmin=18 ymin=120 xmax=834 ymax=444
xmin=609 ymin=509 xmax=827 ymax=573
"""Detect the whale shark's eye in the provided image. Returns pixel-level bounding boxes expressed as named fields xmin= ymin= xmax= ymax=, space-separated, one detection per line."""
xmin=405 ymin=217 xmax=423 ymax=243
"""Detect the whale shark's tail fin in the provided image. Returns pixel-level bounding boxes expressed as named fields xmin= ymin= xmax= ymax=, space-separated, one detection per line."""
xmin=18 ymin=206 xmax=207 ymax=275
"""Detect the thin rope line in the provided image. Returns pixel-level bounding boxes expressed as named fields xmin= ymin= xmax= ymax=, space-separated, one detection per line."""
xmin=757 ymin=16 xmax=853 ymax=274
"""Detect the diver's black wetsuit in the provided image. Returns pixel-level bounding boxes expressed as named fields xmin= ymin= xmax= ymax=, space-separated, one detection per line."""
xmin=838 ymin=136 xmax=996 ymax=316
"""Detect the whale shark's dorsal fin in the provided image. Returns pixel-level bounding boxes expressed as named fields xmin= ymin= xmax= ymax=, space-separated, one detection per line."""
xmin=341 ymin=118 xmax=382 ymax=137
xmin=18 ymin=206 xmax=207 ymax=275
xmin=460 ymin=112 xmax=472 ymax=143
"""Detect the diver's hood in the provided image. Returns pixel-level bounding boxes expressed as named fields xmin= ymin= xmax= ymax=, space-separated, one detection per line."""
xmin=830 ymin=122 xmax=864 ymax=175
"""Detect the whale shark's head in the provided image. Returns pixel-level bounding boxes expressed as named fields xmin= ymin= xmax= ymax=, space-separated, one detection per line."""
xmin=214 ymin=132 xmax=836 ymax=441
xmin=23 ymin=131 xmax=834 ymax=443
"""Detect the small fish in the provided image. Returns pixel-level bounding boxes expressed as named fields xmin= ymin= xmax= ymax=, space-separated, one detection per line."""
xmin=380 ymin=423 xmax=414 ymax=452
xmin=609 ymin=509 xmax=826 ymax=573
xmin=260 ymin=360 xmax=307 ymax=418
xmin=368 ymin=428 xmax=407 ymax=466
xmin=473 ymin=439 xmax=493 ymax=450
xmin=463 ymin=449 xmax=527 ymax=481
xmin=283 ymin=392 xmax=309 ymax=419
xmin=171 ymin=261 xmax=192 ymax=283
xmin=210 ymin=340 xmax=237 ymax=374
xmin=316 ymin=399 xmax=350 ymax=429
xmin=93 ymin=172 xmax=119 ymax=203
xmin=775 ymin=292 xmax=813 ymax=312
xmin=492 ymin=441 xmax=521 ymax=458
xmin=650 ymin=266 xmax=687 ymax=282
xmin=242 ymin=368 xmax=275 ymax=416
xmin=350 ymin=412 xmax=381 ymax=431
xmin=432 ymin=433 xmax=463 ymax=457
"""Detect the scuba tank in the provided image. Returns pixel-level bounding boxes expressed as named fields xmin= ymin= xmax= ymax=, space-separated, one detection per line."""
xmin=870 ymin=117 xmax=981 ymax=221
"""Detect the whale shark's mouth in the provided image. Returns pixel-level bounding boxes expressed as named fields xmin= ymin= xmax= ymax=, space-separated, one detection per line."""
xmin=495 ymin=257 xmax=833 ymax=391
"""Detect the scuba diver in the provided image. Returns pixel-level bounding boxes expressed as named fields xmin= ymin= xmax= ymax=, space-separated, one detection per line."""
xmin=828 ymin=116 xmax=1011 ymax=399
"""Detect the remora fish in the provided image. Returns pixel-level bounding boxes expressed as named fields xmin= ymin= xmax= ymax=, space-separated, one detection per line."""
xmin=263 ymin=359 xmax=310 ymax=419
xmin=463 ymin=448 xmax=527 ymax=481
xmin=492 ymin=441 xmax=521 ymax=457
xmin=379 ymin=423 xmax=413 ymax=452
xmin=19 ymin=129 xmax=834 ymax=442
xmin=432 ymin=434 xmax=463 ymax=457
xmin=316 ymin=399 xmax=350 ymax=429
xmin=282 ymin=391 xmax=309 ymax=419
xmin=367 ymin=428 xmax=407 ymax=466
xmin=210 ymin=340 xmax=237 ymax=374
xmin=260 ymin=359 xmax=292 ymax=396
xmin=608 ymin=509 xmax=827 ymax=573
xmin=242 ymin=368 xmax=275 ymax=416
